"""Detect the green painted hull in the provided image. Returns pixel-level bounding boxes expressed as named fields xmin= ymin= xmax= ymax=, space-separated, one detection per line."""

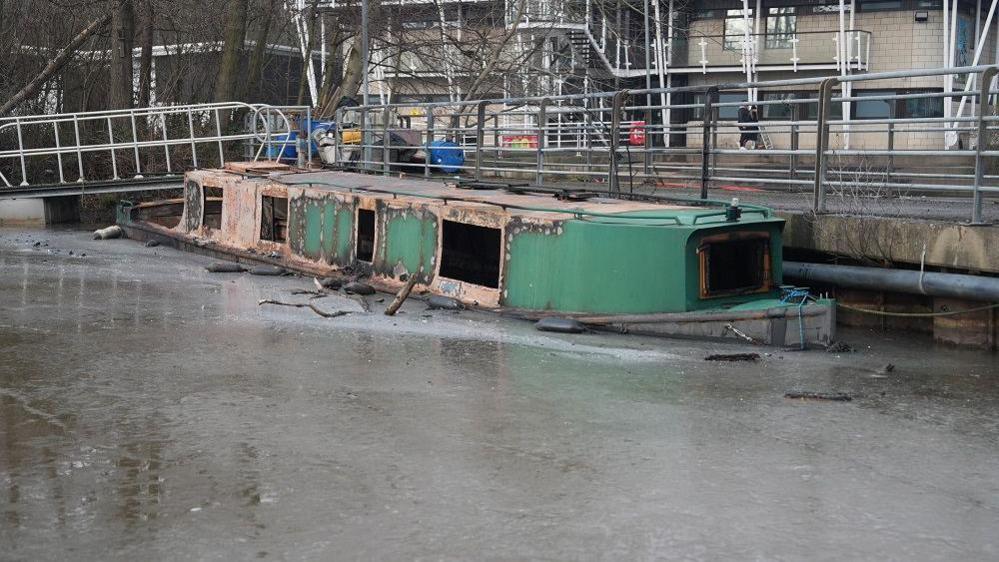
xmin=117 ymin=165 xmax=834 ymax=345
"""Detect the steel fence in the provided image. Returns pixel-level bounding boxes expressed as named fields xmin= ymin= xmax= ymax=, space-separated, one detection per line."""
xmin=336 ymin=64 xmax=999 ymax=224
xmin=0 ymin=102 xmax=309 ymax=189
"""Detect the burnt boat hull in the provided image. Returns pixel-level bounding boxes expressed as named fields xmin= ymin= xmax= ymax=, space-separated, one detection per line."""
xmin=117 ymin=163 xmax=835 ymax=346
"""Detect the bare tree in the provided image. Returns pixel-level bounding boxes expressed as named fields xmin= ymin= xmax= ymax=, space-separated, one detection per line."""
xmin=0 ymin=10 xmax=113 ymax=116
xmin=110 ymin=0 xmax=135 ymax=108
xmin=215 ymin=0 xmax=249 ymax=102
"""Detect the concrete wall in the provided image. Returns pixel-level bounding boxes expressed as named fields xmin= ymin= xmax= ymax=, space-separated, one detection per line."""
xmin=0 ymin=197 xmax=80 ymax=227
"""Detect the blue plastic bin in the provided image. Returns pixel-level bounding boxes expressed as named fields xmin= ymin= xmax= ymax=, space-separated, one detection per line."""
xmin=428 ymin=140 xmax=465 ymax=173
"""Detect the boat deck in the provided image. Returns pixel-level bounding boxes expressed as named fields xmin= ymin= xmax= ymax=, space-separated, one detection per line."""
xmin=222 ymin=164 xmax=772 ymax=226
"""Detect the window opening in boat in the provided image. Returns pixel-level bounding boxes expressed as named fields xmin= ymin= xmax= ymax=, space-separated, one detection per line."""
xmin=260 ymin=195 xmax=288 ymax=243
xmin=203 ymin=186 xmax=224 ymax=230
xmin=439 ymin=220 xmax=501 ymax=289
xmin=356 ymin=208 xmax=375 ymax=262
xmin=699 ymin=234 xmax=772 ymax=298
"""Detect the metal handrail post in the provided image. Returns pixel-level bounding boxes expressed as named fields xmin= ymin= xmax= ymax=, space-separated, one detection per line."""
xmin=107 ymin=117 xmax=120 ymax=180
xmin=972 ymin=67 xmax=998 ymax=224
xmin=306 ymin=106 xmax=313 ymax=166
xmin=130 ymin=112 xmax=143 ymax=178
xmin=361 ymin=107 xmax=370 ymax=171
xmin=536 ymin=98 xmax=550 ymax=185
xmin=52 ymin=121 xmax=65 ymax=184
xmin=334 ymin=107 xmax=344 ymax=167
xmin=643 ymin=102 xmax=652 ymax=178
xmin=584 ymin=105 xmax=593 ymax=175
xmin=609 ymin=90 xmax=628 ymax=193
xmin=700 ymin=87 xmax=718 ymax=200
xmin=15 ymin=118 xmax=28 ymax=185
xmin=382 ymin=108 xmax=392 ymax=176
xmin=789 ymin=102 xmax=800 ymax=180
xmin=214 ymin=109 xmax=225 ymax=169
xmin=73 ymin=114 xmax=85 ymax=182
xmin=186 ymin=109 xmax=198 ymax=169
xmin=887 ymin=123 xmax=894 ymax=184
xmin=813 ymin=77 xmax=837 ymax=213
xmin=475 ymin=101 xmax=488 ymax=181
xmin=160 ymin=112 xmax=172 ymax=175
xmin=425 ymin=108 xmax=434 ymax=178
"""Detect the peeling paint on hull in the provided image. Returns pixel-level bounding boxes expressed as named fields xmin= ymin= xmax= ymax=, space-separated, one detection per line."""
xmin=117 ymin=163 xmax=835 ymax=346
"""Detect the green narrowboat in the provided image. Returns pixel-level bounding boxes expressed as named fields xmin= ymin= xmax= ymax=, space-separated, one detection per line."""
xmin=117 ymin=161 xmax=835 ymax=346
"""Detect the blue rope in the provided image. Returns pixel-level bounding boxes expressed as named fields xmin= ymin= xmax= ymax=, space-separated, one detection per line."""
xmin=780 ymin=287 xmax=814 ymax=349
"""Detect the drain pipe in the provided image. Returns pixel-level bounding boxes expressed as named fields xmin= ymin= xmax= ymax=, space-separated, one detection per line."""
xmin=785 ymin=261 xmax=999 ymax=302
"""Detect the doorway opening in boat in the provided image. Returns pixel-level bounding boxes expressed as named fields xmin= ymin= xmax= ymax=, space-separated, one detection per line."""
xmin=204 ymin=186 xmax=224 ymax=230
xmin=440 ymin=220 xmax=501 ymax=289
xmin=356 ymin=208 xmax=375 ymax=263
xmin=260 ymin=195 xmax=289 ymax=243
xmin=699 ymin=233 xmax=773 ymax=298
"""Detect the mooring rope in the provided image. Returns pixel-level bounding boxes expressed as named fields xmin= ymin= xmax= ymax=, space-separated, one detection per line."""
xmin=836 ymin=301 xmax=999 ymax=318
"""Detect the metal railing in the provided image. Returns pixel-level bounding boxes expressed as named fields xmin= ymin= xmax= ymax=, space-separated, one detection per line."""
xmin=677 ymin=30 xmax=871 ymax=71
xmin=335 ymin=65 xmax=999 ymax=224
xmin=0 ymin=102 xmax=309 ymax=189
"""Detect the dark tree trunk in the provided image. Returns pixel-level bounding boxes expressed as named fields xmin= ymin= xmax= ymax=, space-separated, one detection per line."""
xmin=242 ymin=0 xmax=276 ymax=102
xmin=110 ymin=0 xmax=135 ymax=108
xmin=136 ymin=0 xmax=154 ymax=108
xmin=214 ymin=0 xmax=248 ymax=102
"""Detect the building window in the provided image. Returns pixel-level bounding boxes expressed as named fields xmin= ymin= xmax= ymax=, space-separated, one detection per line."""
xmin=900 ymin=91 xmax=944 ymax=119
xmin=854 ymin=90 xmax=893 ymax=119
xmin=859 ymin=0 xmax=903 ymax=12
xmin=803 ymin=92 xmax=844 ymax=120
xmin=766 ymin=7 xmax=796 ymax=49
xmin=724 ymin=9 xmax=754 ymax=50
xmin=760 ymin=92 xmax=796 ymax=120
xmin=692 ymin=92 xmax=747 ymax=120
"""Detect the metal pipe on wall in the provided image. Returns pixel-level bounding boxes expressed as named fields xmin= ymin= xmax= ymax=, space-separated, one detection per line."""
xmin=785 ymin=261 xmax=999 ymax=302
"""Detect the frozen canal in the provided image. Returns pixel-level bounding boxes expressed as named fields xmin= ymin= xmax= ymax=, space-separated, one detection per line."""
xmin=2 ymin=228 xmax=999 ymax=561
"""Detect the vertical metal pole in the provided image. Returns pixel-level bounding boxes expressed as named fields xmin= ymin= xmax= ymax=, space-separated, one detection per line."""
xmin=107 ymin=117 xmax=120 ymax=180
xmin=643 ymin=0 xmax=652 ymax=178
xmin=609 ymin=90 xmax=627 ymax=193
xmin=187 ymin=109 xmax=198 ymax=169
xmin=972 ymin=67 xmax=997 ymax=223
xmin=53 ymin=121 xmax=65 ymax=184
xmin=887 ymin=102 xmax=895 ymax=184
xmin=789 ymin=101 xmax=800 ymax=180
xmin=334 ymin=107 xmax=344 ymax=167
xmin=425 ymin=108 xmax=434 ymax=178
xmin=360 ymin=106 xmax=369 ymax=169
xmin=474 ymin=100 xmax=487 ymax=181
xmin=700 ymin=87 xmax=718 ymax=200
xmin=160 ymin=112 xmax=172 ymax=175
xmin=584 ymin=103 xmax=593 ymax=176
xmin=381 ymin=109 xmax=391 ymax=176
xmin=73 ymin=115 xmax=85 ymax=182
xmin=15 ymin=118 xmax=28 ymax=186
xmin=813 ymin=78 xmax=836 ymax=213
xmin=214 ymin=108 xmax=225 ymax=168
xmin=306 ymin=106 xmax=313 ymax=166
xmin=361 ymin=0 xmax=371 ymax=170
xmin=536 ymin=98 xmax=549 ymax=186
xmin=130 ymin=112 xmax=143 ymax=178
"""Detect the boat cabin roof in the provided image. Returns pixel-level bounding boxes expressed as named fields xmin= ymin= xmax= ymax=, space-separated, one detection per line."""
xmin=220 ymin=163 xmax=776 ymax=227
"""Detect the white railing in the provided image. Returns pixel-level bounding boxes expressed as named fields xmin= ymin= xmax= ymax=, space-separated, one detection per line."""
xmin=0 ymin=102 xmax=307 ymax=188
